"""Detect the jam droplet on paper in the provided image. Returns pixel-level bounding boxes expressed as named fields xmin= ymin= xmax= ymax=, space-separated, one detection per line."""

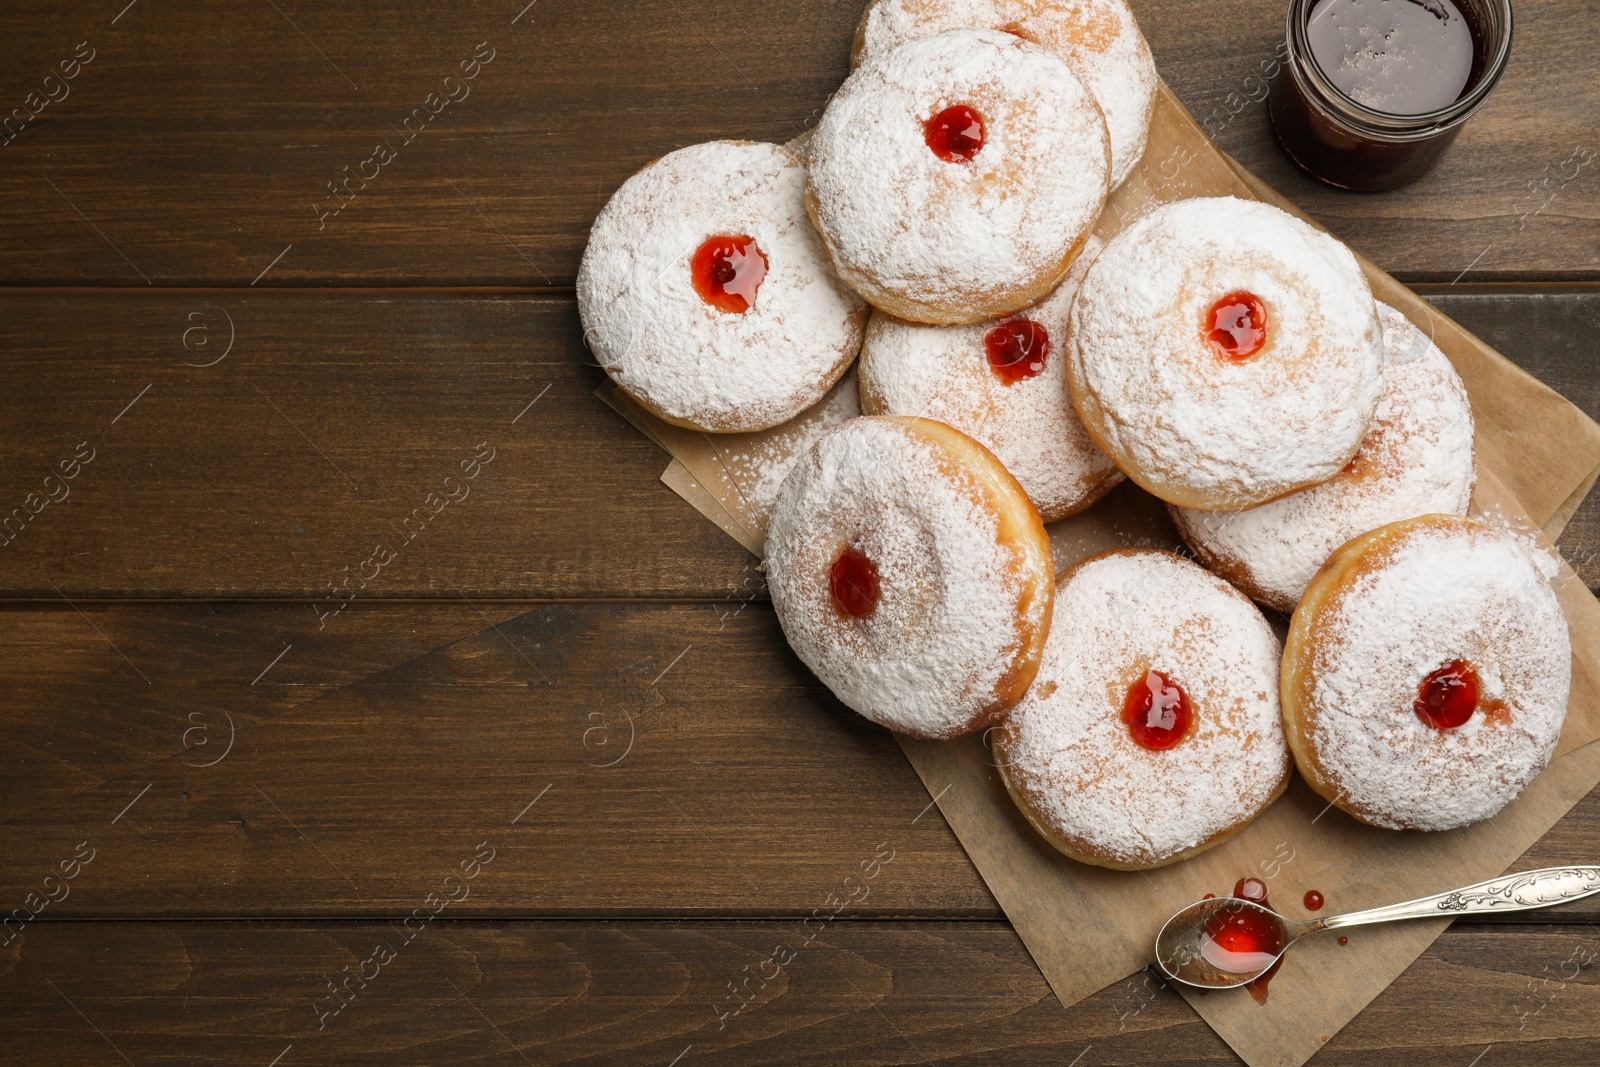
xmin=1247 ymin=956 xmax=1284 ymax=1004
xmin=1123 ymin=670 xmax=1191 ymax=750
xmin=1338 ymin=936 xmax=1349 ymax=946
xmin=692 ymin=235 xmax=768 ymax=314
xmin=925 ymin=105 xmax=986 ymax=163
xmin=1304 ymin=890 xmax=1325 ymax=911
xmin=1206 ymin=291 xmax=1268 ymax=360
xmin=1415 ymin=660 xmax=1480 ymax=729
xmin=830 ymin=547 xmax=881 ymax=619
xmin=1234 ymin=878 xmax=1271 ymax=908
xmin=985 ymin=319 xmax=1050 ymax=383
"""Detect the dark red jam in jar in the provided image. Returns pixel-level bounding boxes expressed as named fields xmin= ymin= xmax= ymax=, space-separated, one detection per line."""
xmin=692 ymin=235 xmax=768 ymax=314
xmin=985 ymin=318 xmax=1050 ymax=383
xmin=1269 ymin=0 xmax=1513 ymax=191
xmin=1122 ymin=670 xmax=1191 ymax=750
xmin=830 ymin=548 xmax=881 ymax=619
xmin=925 ymin=105 xmax=986 ymax=162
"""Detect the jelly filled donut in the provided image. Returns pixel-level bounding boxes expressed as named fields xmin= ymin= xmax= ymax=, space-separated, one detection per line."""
xmin=995 ymin=549 xmax=1290 ymax=869
xmin=1171 ymin=304 xmax=1476 ymax=614
xmin=1067 ymin=196 xmax=1384 ymax=511
xmin=857 ymin=257 xmax=1122 ymax=522
xmin=852 ymin=0 xmax=1155 ymax=188
xmin=578 ymin=140 xmax=869 ymax=432
xmin=767 ymin=416 xmax=1054 ymax=739
xmin=807 ymin=29 xmax=1111 ymax=325
xmin=1282 ymin=515 xmax=1571 ymax=832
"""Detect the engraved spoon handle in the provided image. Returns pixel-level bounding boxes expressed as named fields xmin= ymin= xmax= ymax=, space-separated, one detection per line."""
xmin=1321 ymin=867 xmax=1600 ymax=931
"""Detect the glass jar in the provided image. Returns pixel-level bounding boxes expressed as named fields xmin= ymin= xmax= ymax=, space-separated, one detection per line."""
xmin=1268 ymin=0 xmax=1514 ymax=191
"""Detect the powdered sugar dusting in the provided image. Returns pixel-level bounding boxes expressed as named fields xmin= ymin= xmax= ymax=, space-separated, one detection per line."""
xmin=1068 ymin=196 xmax=1384 ymax=508
xmin=1468 ymin=497 xmax=1565 ymax=582
xmin=808 ymin=29 xmax=1110 ymax=321
xmin=997 ymin=550 xmax=1288 ymax=867
xmin=1303 ymin=519 xmax=1571 ymax=831
xmin=699 ymin=373 xmax=861 ymax=533
xmin=767 ymin=417 xmax=1045 ymax=738
xmin=858 ymin=243 xmax=1122 ymax=521
xmin=578 ymin=141 xmax=868 ymax=431
xmin=855 ymin=0 xmax=1155 ymax=187
xmin=1171 ymin=303 xmax=1476 ymax=612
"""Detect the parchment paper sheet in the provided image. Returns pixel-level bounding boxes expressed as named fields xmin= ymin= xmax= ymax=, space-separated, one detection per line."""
xmin=596 ymin=83 xmax=1600 ymax=1067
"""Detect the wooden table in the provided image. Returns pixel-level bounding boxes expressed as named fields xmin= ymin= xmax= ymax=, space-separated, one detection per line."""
xmin=1 ymin=1 xmax=1596 ymax=1063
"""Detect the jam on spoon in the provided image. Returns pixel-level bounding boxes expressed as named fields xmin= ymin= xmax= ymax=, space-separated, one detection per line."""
xmin=1155 ymin=867 xmax=1600 ymax=993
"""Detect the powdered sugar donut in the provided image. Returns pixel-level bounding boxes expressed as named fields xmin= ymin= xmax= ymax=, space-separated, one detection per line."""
xmin=1068 ymin=196 xmax=1384 ymax=511
xmin=852 ymin=0 xmax=1155 ymax=188
xmin=1171 ymin=304 xmax=1476 ymax=613
xmin=767 ymin=416 xmax=1054 ymax=738
xmin=857 ymin=256 xmax=1122 ymax=521
xmin=995 ymin=549 xmax=1289 ymax=869
xmin=1282 ymin=515 xmax=1571 ymax=831
xmin=578 ymin=140 xmax=869 ymax=432
xmin=807 ymin=29 xmax=1111 ymax=325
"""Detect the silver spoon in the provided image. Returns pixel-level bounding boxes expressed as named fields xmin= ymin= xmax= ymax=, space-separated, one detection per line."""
xmin=1155 ymin=865 xmax=1600 ymax=989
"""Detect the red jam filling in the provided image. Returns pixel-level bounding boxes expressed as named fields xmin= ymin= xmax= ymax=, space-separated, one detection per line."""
xmin=985 ymin=319 xmax=1050 ymax=384
xmin=830 ymin=548 xmax=881 ymax=619
xmin=925 ymin=105 xmax=986 ymax=163
xmin=1414 ymin=660 xmax=1479 ymax=730
xmin=1222 ymin=877 xmax=1284 ymax=1003
xmin=1304 ymin=890 xmax=1325 ymax=912
xmin=1122 ymin=670 xmax=1191 ymax=750
xmin=1201 ymin=885 xmax=1285 ymax=978
xmin=1206 ymin=291 xmax=1268 ymax=360
xmin=691 ymin=235 xmax=768 ymax=314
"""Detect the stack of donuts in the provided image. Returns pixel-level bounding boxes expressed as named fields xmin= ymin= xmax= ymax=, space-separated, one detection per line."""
xmin=579 ymin=0 xmax=1572 ymax=870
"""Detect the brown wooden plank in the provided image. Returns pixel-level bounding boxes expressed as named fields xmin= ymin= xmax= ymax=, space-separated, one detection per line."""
xmin=2 ymin=289 xmax=1597 ymax=600
xmin=0 ymin=292 xmax=752 ymax=599
xmin=0 ymin=0 xmax=1593 ymax=286
xmin=2 ymin=921 xmax=1597 ymax=1064
xmin=0 ymin=0 xmax=858 ymax=287
xmin=0 ymin=600 xmax=998 ymax=918
xmin=0 ymin=601 xmax=523 ymax=817
xmin=3 ymin=598 xmax=1599 ymax=922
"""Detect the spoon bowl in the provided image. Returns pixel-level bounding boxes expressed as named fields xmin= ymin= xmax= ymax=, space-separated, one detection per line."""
xmin=1153 ymin=865 xmax=1600 ymax=992
xmin=1155 ymin=896 xmax=1312 ymax=989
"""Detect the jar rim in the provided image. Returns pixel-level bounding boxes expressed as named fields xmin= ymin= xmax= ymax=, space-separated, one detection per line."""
xmin=1286 ymin=0 xmax=1514 ymax=135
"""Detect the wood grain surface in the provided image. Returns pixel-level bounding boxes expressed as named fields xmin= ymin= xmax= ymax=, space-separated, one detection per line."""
xmin=3 ymin=922 xmax=1597 ymax=1065
xmin=3 ymin=600 xmax=1598 ymax=924
xmin=3 ymin=0 xmax=1599 ymax=1063
xmin=0 ymin=0 xmax=1593 ymax=286
xmin=0 ymin=294 xmax=751 ymax=599
xmin=0 ymin=602 xmax=523 ymax=816
xmin=0 ymin=289 xmax=1595 ymax=599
